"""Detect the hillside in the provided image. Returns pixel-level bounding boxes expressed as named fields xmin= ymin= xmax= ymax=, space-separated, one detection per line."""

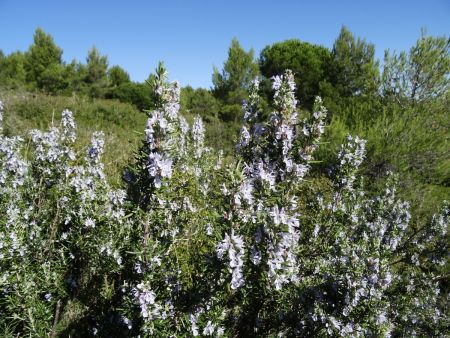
xmin=0 ymin=89 xmax=239 ymax=185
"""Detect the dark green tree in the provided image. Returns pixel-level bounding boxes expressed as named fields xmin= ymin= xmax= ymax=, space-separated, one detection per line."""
xmin=180 ymin=86 xmax=220 ymax=121
xmin=259 ymin=39 xmax=331 ymax=108
xmin=64 ymin=60 xmax=88 ymax=94
xmin=24 ymin=28 xmax=63 ymax=90
xmin=106 ymin=82 xmax=153 ymax=111
xmin=85 ymin=46 xmax=109 ymax=98
xmin=378 ymin=31 xmax=450 ymax=211
xmin=317 ymin=26 xmax=381 ymax=122
xmin=212 ymin=38 xmax=259 ymax=121
xmin=329 ymin=26 xmax=379 ymax=97
xmin=108 ymin=65 xmax=130 ymax=87
xmin=0 ymin=51 xmax=27 ymax=88
xmin=38 ymin=63 xmax=68 ymax=94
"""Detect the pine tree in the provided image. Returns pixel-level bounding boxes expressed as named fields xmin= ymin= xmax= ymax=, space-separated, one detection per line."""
xmin=212 ymin=38 xmax=259 ymax=121
xmin=24 ymin=28 xmax=63 ymax=90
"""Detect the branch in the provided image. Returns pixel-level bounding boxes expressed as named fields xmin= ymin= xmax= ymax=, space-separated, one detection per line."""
xmin=49 ymin=299 xmax=61 ymax=338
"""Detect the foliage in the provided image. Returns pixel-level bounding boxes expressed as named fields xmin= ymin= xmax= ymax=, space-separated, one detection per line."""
xmin=180 ymin=86 xmax=219 ymax=122
xmin=328 ymin=26 xmax=379 ymax=98
xmin=106 ymin=81 xmax=153 ymax=112
xmin=24 ymin=28 xmax=64 ymax=92
xmin=0 ymin=67 xmax=447 ymax=337
xmin=213 ymin=38 xmax=260 ymax=121
xmin=259 ymin=39 xmax=331 ymax=108
xmin=63 ymin=60 xmax=89 ymax=95
xmin=319 ymin=93 xmax=449 ymax=223
xmin=85 ymin=47 xmax=109 ymax=98
xmin=0 ymin=86 xmax=238 ymax=182
xmin=0 ymin=51 xmax=27 ymax=89
xmin=317 ymin=31 xmax=450 ymax=225
xmin=0 ymin=28 xmax=152 ymax=109
xmin=0 ymin=89 xmax=147 ymax=185
xmin=382 ymin=30 xmax=449 ymax=105
xmin=108 ymin=65 xmax=131 ymax=88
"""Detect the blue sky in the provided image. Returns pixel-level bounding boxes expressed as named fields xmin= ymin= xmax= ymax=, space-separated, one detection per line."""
xmin=1 ymin=0 xmax=449 ymax=88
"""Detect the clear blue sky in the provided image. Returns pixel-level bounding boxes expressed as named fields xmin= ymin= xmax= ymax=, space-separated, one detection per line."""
xmin=1 ymin=0 xmax=449 ymax=88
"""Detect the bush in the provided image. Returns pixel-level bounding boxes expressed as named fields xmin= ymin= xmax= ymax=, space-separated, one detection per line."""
xmin=0 ymin=90 xmax=147 ymax=185
xmin=106 ymin=82 xmax=153 ymax=112
xmin=0 ymin=68 xmax=447 ymax=337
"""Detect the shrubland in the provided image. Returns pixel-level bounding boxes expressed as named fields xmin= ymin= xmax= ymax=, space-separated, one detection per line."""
xmin=0 ymin=87 xmax=239 ymax=185
xmin=0 ymin=65 xmax=448 ymax=337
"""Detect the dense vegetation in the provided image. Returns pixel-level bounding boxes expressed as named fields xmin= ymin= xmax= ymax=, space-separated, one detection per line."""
xmin=1 ymin=26 xmax=448 ymax=219
xmin=0 ymin=27 xmax=448 ymax=336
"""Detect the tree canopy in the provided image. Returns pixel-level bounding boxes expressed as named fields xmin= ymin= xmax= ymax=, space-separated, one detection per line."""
xmin=24 ymin=28 xmax=64 ymax=91
xmin=212 ymin=38 xmax=259 ymax=121
xmin=85 ymin=47 xmax=109 ymax=98
xmin=259 ymin=39 xmax=331 ymax=108
xmin=108 ymin=65 xmax=130 ymax=87
xmin=382 ymin=31 xmax=449 ymax=104
xmin=329 ymin=26 xmax=379 ymax=97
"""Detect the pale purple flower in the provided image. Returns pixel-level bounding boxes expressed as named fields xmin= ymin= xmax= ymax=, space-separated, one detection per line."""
xmin=216 ymin=230 xmax=245 ymax=289
xmin=203 ymin=321 xmax=215 ymax=335
xmin=61 ymin=109 xmax=76 ymax=142
xmin=85 ymin=218 xmax=95 ymax=228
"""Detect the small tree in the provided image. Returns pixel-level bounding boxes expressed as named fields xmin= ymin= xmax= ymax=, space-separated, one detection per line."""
xmin=108 ymin=65 xmax=130 ymax=87
xmin=0 ymin=51 xmax=27 ymax=88
xmin=259 ymin=39 xmax=331 ymax=108
xmin=39 ymin=63 xmax=68 ymax=94
xmin=181 ymin=86 xmax=220 ymax=121
xmin=382 ymin=30 xmax=449 ymax=105
xmin=85 ymin=46 xmax=109 ymax=98
xmin=64 ymin=59 xmax=88 ymax=94
xmin=212 ymin=38 xmax=259 ymax=121
xmin=330 ymin=26 xmax=379 ymax=97
xmin=24 ymin=28 xmax=63 ymax=90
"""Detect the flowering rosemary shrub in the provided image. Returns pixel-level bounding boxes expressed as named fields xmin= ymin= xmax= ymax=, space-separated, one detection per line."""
xmin=0 ymin=66 xmax=448 ymax=337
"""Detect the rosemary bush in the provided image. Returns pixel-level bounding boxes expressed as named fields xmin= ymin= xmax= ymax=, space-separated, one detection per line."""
xmin=0 ymin=66 xmax=448 ymax=337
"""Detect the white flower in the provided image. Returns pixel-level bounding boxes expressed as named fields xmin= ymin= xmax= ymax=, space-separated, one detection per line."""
xmin=159 ymin=117 xmax=168 ymax=130
xmin=237 ymin=126 xmax=251 ymax=152
xmin=180 ymin=116 xmax=189 ymax=134
xmin=216 ymin=231 xmax=245 ymax=289
xmin=203 ymin=320 xmax=215 ymax=335
xmin=87 ymin=131 xmax=105 ymax=164
xmin=270 ymin=206 xmax=287 ymax=226
xmin=206 ymin=223 xmax=213 ymax=236
xmin=122 ymin=316 xmax=132 ymax=330
xmin=133 ymin=282 xmax=160 ymax=320
xmin=272 ymin=75 xmax=282 ymax=91
xmin=216 ymin=327 xmax=225 ymax=336
xmin=61 ymin=110 xmax=76 ymax=142
xmin=376 ymin=312 xmax=387 ymax=325
xmin=159 ymin=157 xmax=173 ymax=178
xmin=148 ymin=152 xmax=173 ymax=187
xmin=85 ymin=218 xmax=95 ymax=228
xmin=313 ymin=224 xmax=320 ymax=238
xmin=189 ymin=312 xmax=200 ymax=336
xmin=250 ymin=246 xmax=262 ymax=265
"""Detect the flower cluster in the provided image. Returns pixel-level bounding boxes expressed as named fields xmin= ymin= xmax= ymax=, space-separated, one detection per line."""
xmin=227 ymin=71 xmax=329 ymax=293
xmin=336 ymin=134 xmax=367 ymax=194
xmin=0 ymin=135 xmax=28 ymax=190
xmin=266 ymin=206 xmax=301 ymax=290
xmin=0 ymin=67 xmax=447 ymax=337
xmin=147 ymin=152 xmax=173 ymax=188
xmin=216 ymin=230 xmax=245 ymax=289
xmin=192 ymin=116 xmax=206 ymax=158
xmin=0 ymin=100 xmax=3 ymax=133
xmin=133 ymin=281 xmax=160 ymax=320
